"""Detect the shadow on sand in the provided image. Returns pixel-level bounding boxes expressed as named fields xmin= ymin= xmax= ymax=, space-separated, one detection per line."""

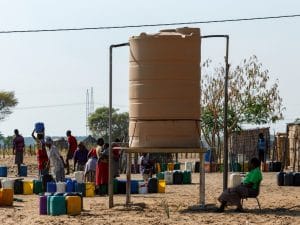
xmin=179 ymin=204 xmax=300 ymax=217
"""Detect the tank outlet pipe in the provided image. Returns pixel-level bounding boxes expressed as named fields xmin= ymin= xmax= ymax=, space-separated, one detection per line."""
xmin=200 ymin=35 xmax=230 ymax=191
xmin=109 ymin=42 xmax=129 ymax=208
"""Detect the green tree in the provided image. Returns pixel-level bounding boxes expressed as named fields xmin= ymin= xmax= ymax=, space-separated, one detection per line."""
xmin=0 ymin=91 xmax=18 ymax=121
xmin=201 ymin=55 xmax=284 ymax=162
xmin=88 ymin=106 xmax=129 ymax=142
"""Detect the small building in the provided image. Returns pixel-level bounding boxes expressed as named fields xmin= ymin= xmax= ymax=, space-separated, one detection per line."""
xmin=229 ymin=127 xmax=270 ymax=163
xmin=287 ymin=122 xmax=300 ymax=172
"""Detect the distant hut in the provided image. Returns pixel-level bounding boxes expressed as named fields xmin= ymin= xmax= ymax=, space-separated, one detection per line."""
xmin=287 ymin=122 xmax=300 ymax=172
xmin=275 ymin=132 xmax=288 ymax=166
xmin=229 ymin=127 xmax=270 ymax=164
xmin=82 ymin=135 xmax=97 ymax=149
xmin=53 ymin=137 xmax=68 ymax=151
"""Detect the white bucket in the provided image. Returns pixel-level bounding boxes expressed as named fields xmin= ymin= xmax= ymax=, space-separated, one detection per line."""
xmin=1 ymin=178 xmax=14 ymax=189
xmin=229 ymin=173 xmax=242 ymax=188
xmin=56 ymin=182 xmax=66 ymax=193
xmin=185 ymin=162 xmax=193 ymax=171
xmin=74 ymin=171 xmax=85 ymax=183
xmin=138 ymin=181 xmax=148 ymax=194
xmin=164 ymin=171 xmax=173 ymax=185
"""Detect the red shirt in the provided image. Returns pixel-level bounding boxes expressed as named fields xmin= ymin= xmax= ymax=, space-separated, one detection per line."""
xmin=68 ymin=135 xmax=78 ymax=153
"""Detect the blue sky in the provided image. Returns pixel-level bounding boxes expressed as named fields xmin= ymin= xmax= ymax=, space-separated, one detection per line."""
xmin=1 ymin=0 xmax=300 ymax=137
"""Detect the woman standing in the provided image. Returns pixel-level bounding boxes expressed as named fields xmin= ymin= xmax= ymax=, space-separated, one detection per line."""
xmin=32 ymin=130 xmax=49 ymax=179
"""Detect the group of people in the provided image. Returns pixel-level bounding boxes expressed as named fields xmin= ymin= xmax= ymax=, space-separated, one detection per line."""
xmin=12 ymin=129 xmax=121 ymax=192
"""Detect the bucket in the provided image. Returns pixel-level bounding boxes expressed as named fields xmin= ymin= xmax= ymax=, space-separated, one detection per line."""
xmin=0 ymin=166 xmax=8 ymax=177
xmin=39 ymin=196 xmax=47 ymax=215
xmin=0 ymin=188 xmax=13 ymax=206
xmin=164 ymin=171 xmax=173 ymax=185
xmin=167 ymin=163 xmax=174 ymax=171
xmin=33 ymin=180 xmax=43 ymax=194
xmin=23 ymin=180 xmax=34 ymax=195
xmin=85 ymin=182 xmax=95 ymax=197
xmin=184 ymin=162 xmax=193 ymax=171
xmin=20 ymin=165 xmax=27 ymax=177
xmin=35 ymin=122 xmax=45 ymax=133
xmin=229 ymin=173 xmax=242 ymax=188
xmin=56 ymin=182 xmax=66 ymax=193
xmin=47 ymin=182 xmax=57 ymax=193
xmin=74 ymin=171 xmax=85 ymax=183
xmin=1 ymin=178 xmax=14 ymax=189
xmin=49 ymin=196 xmax=66 ymax=216
xmin=157 ymin=180 xmax=166 ymax=193
xmin=66 ymin=196 xmax=81 ymax=215
xmin=138 ymin=181 xmax=148 ymax=194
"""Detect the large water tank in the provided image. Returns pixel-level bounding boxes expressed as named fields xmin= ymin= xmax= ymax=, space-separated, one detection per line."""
xmin=129 ymin=27 xmax=201 ymax=148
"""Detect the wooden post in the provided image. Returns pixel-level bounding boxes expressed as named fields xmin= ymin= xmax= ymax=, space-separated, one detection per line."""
xmin=199 ymin=152 xmax=205 ymax=208
xmin=126 ymin=152 xmax=131 ymax=205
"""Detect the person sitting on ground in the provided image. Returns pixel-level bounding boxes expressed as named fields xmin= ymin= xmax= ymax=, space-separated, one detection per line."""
xmin=217 ymin=157 xmax=263 ymax=212
xmin=140 ymin=153 xmax=153 ymax=181
xmin=45 ymin=137 xmax=65 ymax=182
xmin=73 ymin=142 xmax=89 ymax=171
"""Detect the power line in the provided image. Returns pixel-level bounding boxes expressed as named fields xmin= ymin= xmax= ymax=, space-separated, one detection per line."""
xmin=1 ymin=14 xmax=300 ymax=34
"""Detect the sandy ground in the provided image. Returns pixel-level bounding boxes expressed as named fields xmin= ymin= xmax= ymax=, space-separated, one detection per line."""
xmin=0 ymin=154 xmax=300 ymax=225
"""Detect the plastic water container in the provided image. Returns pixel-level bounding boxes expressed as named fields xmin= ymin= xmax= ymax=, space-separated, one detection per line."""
xmin=117 ymin=180 xmax=126 ymax=194
xmin=284 ymin=172 xmax=294 ymax=186
xmin=23 ymin=180 xmax=34 ymax=195
xmin=85 ymin=182 xmax=95 ymax=197
xmin=49 ymin=196 xmax=66 ymax=216
xmin=158 ymin=180 xmax=166 ymax=193
xmin=156 ymin=172 xmax=164 ymax=180
xmin=164 ymin=171 xmax=173 ymax=185
xmin=56 ymin=182 xmax=66 ymax=193
xmin=161 ymin=163 xmax=167 ymax=172
xmin=138 ymin=181 xmax=148 ymax=194
xmin=229 ymin=173 xmax=242 ymax=188
xmin=294 ymin=173 xmax=300 ymax=186
xmin=33 ymin=180 xmax=43 ymax=194
xmin=66 ymin=196 xmax=81 ymax=215
xmin=148 ymin=178 xmax=158 ymax=193
xmin=0 ymin=166 xmax=8 ymax=177
xmin=277 ymin=172 xmax=285 ymax=186
xmin=74 ymin=171 xmax=85 ymax=183
xmin=0 ymin=188 xmax=14 ymax=206
xmin=173 ymin=170 xmax=183 ymax=184
xmin=185 ymin=162 xmax=193 ymax=172
xmin=183 ymin=170 xmax=192 ymax=184
xmin=47 ymin=182 xmax=57 ymax=193
xmin=35 ymin=122 xmax=45 ymax=133
xmin=113 ymin=178 xmax=118 ymax=194
xmin=174 ymin=162 xmax=180 ymax=170
xmin=20 ymin=165 xmax=27 ymax=177
xmin=155 ymin=163 xmax=161 ymax=173
xmin=39 ymin=196 xmax=47 ymax=215
xmin=14 ymin=179 xmax=23 ymax=194
xmin=66 ymin=180 xmax=74 ymax=192
xmin=167 ymin=163 xmax=174 ymax=171
xmin=131 ymin=180 xmax=139 ymax=194
xmin=1 ymin=178 xmax=14 ymax=189
xmin=74 ymin=182 xmax=86 ymax=196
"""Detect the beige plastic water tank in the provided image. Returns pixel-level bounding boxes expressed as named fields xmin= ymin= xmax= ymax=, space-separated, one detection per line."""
xmin=129 ymin=27 xmax=201 ymax=148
